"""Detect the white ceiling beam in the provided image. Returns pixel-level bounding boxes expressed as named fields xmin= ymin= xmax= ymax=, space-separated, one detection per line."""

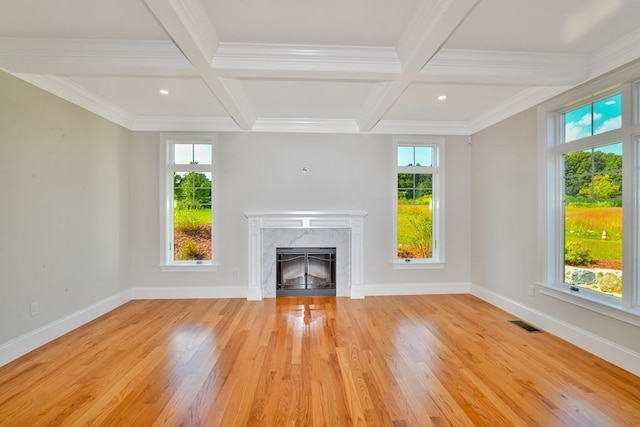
xmin=396 ymin=0 xmax=478 ymax=72
xmin=213 ymin=43 xmax=400 ymax=78
xmin=419 ymin=49 xmax=589 ymax=86
xmin=371 ymin=119 xmax=470 ymax=136
xmin=356 ymin=0 xmax=479 ymax=132
xmin=252 ymin=118 xmax=360 ymax=134
xmin=13 ymin=74 xmax=133 ymax=129
xmin=0 ymin=38 xmax=195 ymax=76
xmin=143 ymin=0 xmax=256 ymax=130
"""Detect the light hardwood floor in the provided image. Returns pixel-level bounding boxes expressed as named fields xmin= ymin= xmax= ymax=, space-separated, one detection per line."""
xmin=0 ymin=295 xmax=639 ymax=426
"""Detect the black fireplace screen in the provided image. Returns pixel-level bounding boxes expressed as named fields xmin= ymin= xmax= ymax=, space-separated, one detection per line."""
xmin=276 ymin=247 xmax=336 ymax=296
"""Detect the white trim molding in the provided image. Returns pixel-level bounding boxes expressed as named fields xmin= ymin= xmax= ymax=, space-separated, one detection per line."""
xmin=366 ymin=282 xmax=470 ymax=296
xmin=0 ymin=290 xmax=132 ymax=368
xmin=131 ymin=286 xmax=246 ymax=300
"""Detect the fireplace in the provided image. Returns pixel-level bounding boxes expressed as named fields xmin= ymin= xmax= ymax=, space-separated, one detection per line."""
xmin=276 ymin=247 xmax=336 ymax=296
xmin=243 ymin=210 xmax=368 ymax=300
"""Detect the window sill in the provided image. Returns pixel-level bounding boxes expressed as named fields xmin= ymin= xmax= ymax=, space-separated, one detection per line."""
xmin=392 ymin=260 xmax=445 ymax=270
xmin=160 ymin=263 xmax=218 ymax=273
xmin=536 ymin=282 xmax=640 ymax=327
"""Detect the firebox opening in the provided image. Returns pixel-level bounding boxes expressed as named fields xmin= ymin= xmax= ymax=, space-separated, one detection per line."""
xmin=276 ymin=247 xmax=336 ymax=297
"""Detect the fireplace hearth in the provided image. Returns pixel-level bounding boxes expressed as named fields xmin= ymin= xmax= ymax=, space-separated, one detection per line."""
xmin=276 ymin=247 xmax=336 ymax=296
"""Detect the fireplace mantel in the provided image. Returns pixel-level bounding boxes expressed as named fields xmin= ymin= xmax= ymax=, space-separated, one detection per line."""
xmin=243 ymin=210 xmax=367 ymax=300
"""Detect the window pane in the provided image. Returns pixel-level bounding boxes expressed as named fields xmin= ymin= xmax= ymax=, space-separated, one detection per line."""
xmin=193 ymin=144 xmax=212 ymax=165
xmin=398 ymin=145 xmax=433 ymax=167
xmin=563 ymin=145 xmax=622 ymax=297
xmin=397 ymin=173 xmax=433 ymax=259
xmin=174 ymin=144 xmax=193 ymax=165
xmin=398 ymin=173 xmax=414 ymax=189
xmin=414 ymin=146 xmax=433 ymax=167
xmin=173 ymin=143 xmax=212 ymax=165
xmin=415 ymin=173 xmax=432 ymax=192
xmin=173 ymin=171 xmax=212 ymax=261
xmin=593 ymin=94 xmax=622 ymax=136
xmin=595 ymin=142 xmax=623 ymax=171
xmin=564 ymin=94 xmax=622 ymax=143
xmin=564 ymin=104 xmax=592 ymax=142
xmin=398 ymin=146 xmax=414 ymax=166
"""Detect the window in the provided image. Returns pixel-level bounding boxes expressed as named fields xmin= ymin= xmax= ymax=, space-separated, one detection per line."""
xmin=564 ymin=93 xmax=622 ymax=142
xmin=539 ymin=67 xmax=640 ymax=318
xmin=393 ymin=136 xmax=444 ymax=267
xmin=160 ymin=133 xmax=216 ymax=269
xmin=563 ymin=142 xmax=623 ymax=297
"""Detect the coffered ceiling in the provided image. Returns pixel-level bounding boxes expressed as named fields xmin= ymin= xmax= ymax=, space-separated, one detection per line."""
xmin=1 ymin=0 xmax=640 ymax=135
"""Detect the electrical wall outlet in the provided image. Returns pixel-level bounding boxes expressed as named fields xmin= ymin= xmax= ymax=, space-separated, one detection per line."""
xmin=527 ymin=285 xmax=535 ymax=297
xmin=30 ymin=301 xmax=40 ymax=316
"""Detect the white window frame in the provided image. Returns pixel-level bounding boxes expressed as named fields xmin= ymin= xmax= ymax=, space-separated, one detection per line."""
xmin=159 ymin=133 xmax=218 ymax=271
xmin=537 ymin=65 xmax=640 ymax=325
xmin=392 ymin=136 xmax=445 ymax=269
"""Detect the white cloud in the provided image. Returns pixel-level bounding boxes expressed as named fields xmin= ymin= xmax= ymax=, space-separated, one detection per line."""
xmin=577 ymin=112 xmax=593 ymax=126
xmin=595 ymin=116 xmax=621 ymax=134
xmin=565 ymin=113 xmax=592 ymax=142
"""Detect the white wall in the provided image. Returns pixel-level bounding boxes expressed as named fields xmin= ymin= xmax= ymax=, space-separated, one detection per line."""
xmin=470 ymin=108 xmax=640 ymax=356
xmin=130 ymin=132 xmax=471 ymax=293
xmin=0 ymin=71 xmax=131 ymax=345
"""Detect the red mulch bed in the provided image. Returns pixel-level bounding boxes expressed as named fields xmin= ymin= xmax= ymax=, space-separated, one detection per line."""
xmin=590 ymin=260 xmax=622 ymax=270
xmin=174 ymin=225 xmax=212 ymax=260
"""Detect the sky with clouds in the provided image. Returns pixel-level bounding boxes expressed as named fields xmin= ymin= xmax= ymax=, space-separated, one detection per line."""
xmin=564 ymin=93 xmax=622 ymax=144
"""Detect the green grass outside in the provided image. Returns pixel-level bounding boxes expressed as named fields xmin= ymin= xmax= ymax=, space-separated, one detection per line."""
xmin=174 ymin=208 xmax=212 ymax=231
xmin=397 ymin=203 xmax=431 ymax=245
xmin=565 ymin=205 xmax=622 ymax=264
xmin=172 ymin=205 xmax=620 ymax=264
xmin=565 ymin=234 xmax=621 ymax=262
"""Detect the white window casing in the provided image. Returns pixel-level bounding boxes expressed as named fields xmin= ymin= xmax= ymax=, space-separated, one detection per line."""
xmin=159 ymin=132 xmax=218 ymax=271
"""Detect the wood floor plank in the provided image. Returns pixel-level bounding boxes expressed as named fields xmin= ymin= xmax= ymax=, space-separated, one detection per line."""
xmin=1 ymin=295 xmax=639 ymax=426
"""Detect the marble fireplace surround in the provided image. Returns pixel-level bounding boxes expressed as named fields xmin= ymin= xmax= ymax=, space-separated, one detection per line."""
xmin=243 ymin=211 xmax=367 ymax=300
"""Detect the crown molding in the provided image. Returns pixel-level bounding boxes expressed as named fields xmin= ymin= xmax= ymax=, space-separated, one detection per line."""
xmin=252 ymin=118 xmax=360 ymax=134
xmin=468 ymin=85 xmax=572 ymax=134
xmin=130 ymin=116 xmax=239 ymax=132
xmin=213 ymin=43 xmax=400 ymax=76
xmin=421 ymin=49 xmax=588 ymax=85
xmin=371 ymin=119 xmax=470 ymax=135
xmin=0 ymin=38 xmax=191 ymax=73
xmin=589 ymin=27 xmax=640 ymax=79
xmin=14 ymin=73 xmax=132 ymax=129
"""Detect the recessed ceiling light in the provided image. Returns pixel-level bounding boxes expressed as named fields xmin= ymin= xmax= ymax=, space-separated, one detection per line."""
xmin=159 ymin=89 xmax=169 ymax=95
xmin=437 ymin=95 xmax=447 ymax=101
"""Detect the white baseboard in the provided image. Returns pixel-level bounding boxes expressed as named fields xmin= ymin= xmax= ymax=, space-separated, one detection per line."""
xmin=470 ymin=283 xmax=640 ymax=378
xmin=0 ymin=290 xmax=132 ymax=368
xmin=350 ymin=285 xmax=365 ymax=299
xmin=131 ymin=286 xmax=247 ymax=299
xmin=247 ymin=286 xmax=263 ymax=301
xmin=365 ymin=282 xmax=470 ymax=296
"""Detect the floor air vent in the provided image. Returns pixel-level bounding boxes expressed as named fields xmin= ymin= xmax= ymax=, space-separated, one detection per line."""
xmin=509 ymin=320 xmax=542 ymax=333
